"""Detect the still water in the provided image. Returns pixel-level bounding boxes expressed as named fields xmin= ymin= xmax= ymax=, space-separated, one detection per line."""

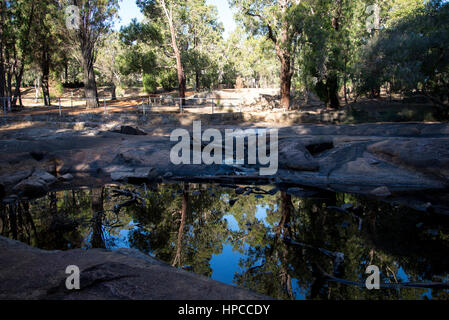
xmin=1 ymin=183 xmax=449 ymax=300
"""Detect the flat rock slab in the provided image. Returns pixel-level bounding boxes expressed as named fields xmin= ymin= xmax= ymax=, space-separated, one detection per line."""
xmin=0 ymin=236 xmax=269 ymax=300
xmin=1 ymin=122 xmax=449 ymax=198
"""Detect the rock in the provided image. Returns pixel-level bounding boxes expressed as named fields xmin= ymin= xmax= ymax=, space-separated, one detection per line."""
xmin=112 ymin=153 xmax=143 ymax=166
xmin=60 ymin=173 xmax=74 ymax=181
xmin=56 ymin=164 xmax=72 ymax=175
xmin=0 ymin=170 xmax=33 ymax=188
xmin=73 ymin=122 xmax=85 ymax=131
xmin=0 ymin=235 xmax=269 ymax=300
xmin=13 ymin=176 xmax=49 ymax=197
xmin=370 ymin=186 xmax=391 ymax=197
xmin=278 ymin=140 xmax=319 ymax=171
xmin=32 ymin=170 xmax=57 ymax=184
xmin=163 ymin=172 xmax=173 ymax=178
xmin=111 ymin=167 xmax=158 ymax=182
xmin=368 ymin=139 xmax=449 ymax=180
xmin=134 ymin=167 xmax=157 ymax=179
xmin=113 ymin=126 xmax=147 ymax=136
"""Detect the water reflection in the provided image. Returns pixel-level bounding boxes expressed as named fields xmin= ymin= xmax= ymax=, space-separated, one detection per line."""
xmin=1 ymin=183 xmax=449 ymax=300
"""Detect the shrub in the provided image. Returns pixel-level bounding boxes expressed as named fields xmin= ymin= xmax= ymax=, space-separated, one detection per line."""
xmin=159 ymin=70 xmax=178 ymax=91
xmin=143 ymin=73 xmax=158 ymax=94
xmin=54 ymin=80 xmax=64 ymax=97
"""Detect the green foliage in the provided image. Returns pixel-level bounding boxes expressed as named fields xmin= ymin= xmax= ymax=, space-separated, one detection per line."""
xmin=356 ymin=0 xmax=449 ymax=101
xmin=142 ymin=73 xmax=158 ymax=93
xmin=159 ymin=69 xmax=178 ymax=91
xmin=54 ymin=80 xmax=64 ymax=96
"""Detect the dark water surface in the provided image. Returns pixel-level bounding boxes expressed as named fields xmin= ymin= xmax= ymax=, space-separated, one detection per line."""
xmin=2 ymin=183 xmax=449 ymax=300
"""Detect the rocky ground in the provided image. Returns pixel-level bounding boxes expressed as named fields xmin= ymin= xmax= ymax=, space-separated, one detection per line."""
xmin=0 ymin=236 xmax=269 ymax=300
xmin=1 ymin=111 xmax=449 ymax=299
xmin=1 ymin=114 xmax=448 ymax=206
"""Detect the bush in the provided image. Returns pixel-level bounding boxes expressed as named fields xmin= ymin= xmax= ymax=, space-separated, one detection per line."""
xmin=159 ymin=70 xmax=178 ymax=91
xmin=54 ymin=80 xmax=64 ymax=97
xmin=143 ymin=73 xmax=158 ymax=94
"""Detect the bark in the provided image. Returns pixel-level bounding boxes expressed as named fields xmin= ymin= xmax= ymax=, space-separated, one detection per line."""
xmin=111 ymin=83 xmax=117 ymax=100
xmin=279 ymin=53 xmax=292 ymax=109
xmin=195 ymin=69 xmax=200 ymax=92
xmin=81 ymin=47 xmax=99 ymax=108
xmin=41 ymin=47 xmax=51 ymax=106
xmin=74 ymin=2 xmax=99 ymax=108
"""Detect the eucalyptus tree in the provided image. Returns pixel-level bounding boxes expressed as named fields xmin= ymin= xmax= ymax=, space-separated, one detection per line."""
xmin=230 ymin=0 xmax=303 ymax=110
xmin=182 ymin=0 xmax=223 ymax=91
xmin=62 ymin=0 xmax=119 ymax=108
xmin=0 ymin=0 xmax=35 ymax=108
xmin=28 ymin=0 xmax=67 ymax=106
xmin=137 ymin=0 xmax=188 ymax=101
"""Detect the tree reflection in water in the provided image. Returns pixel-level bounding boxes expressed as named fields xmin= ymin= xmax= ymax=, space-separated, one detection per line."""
xmin=1 ymin=183 xmax=449 ymax=300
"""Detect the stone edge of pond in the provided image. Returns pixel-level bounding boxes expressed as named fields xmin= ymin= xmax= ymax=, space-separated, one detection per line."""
xmin=0 ymin=236 xmax=272 ymax=300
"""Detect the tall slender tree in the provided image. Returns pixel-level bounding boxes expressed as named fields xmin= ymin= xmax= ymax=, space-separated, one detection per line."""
xmin=63 ymin=0 xmax=118 ymax=108
xmin=230 ymin=0 xmax=303 ymax=110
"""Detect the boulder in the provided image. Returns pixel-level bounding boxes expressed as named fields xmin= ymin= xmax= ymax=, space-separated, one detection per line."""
xmin=13 ymin=176 xmax=49 ymax=197
xmin=60 ymin=173 xmax=74 ymax=181
xmin=33 ymin=170 xmax=57 ymax=184
xmin=368 ymin=139 xmax=449 ymax=181
xmin=370 ymin=186 xmax=392 ymax=197
xmin=0 ymin=170 xmax=33 ymax=188
xmin=112 ymin=126 xmax=147 ymax=136
xmin=111 ymin=167 xmax=158 ymax=182
xmin=278 ymin=140 xmax=319 ymax=171
xmin=0 ymin=236 xmax=269 ymax=300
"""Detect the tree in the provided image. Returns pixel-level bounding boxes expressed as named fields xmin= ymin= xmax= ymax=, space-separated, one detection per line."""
xmin=230 ymin=0 xmax=303 ymax=109
xmin=0 ymin=0 xmax=36 ymax=108
xmin=137 ymin=0 xmax=188 ymax=102
xmin=96 ymin=32 xmax=125 ymax=99
xmin=182 ymin=0 xmax=223 ymax=91
xmin=29 ymin=0 xmax=67 ymax=106
xmin=64 ymin=0 xmax=119 ymax=108
xmin=356 ymin=0 xmax=449 ymax=107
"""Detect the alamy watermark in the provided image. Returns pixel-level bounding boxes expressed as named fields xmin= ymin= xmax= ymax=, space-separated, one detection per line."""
xmin=366 ymin=4 xmax=381 ymax=33
xmin=170 ymin=121 xmax=279 ymax=176
xmin=365 ymin=265 xmax=380 ymax=290
xmin=65 ymin=265 xmax=80 ymax=290
xmin=65 ymin=5 xmax=80 ymax=30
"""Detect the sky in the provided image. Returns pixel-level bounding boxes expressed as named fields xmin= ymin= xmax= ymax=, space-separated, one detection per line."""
xmin=115 ymin=0 xmax=237 ymax=37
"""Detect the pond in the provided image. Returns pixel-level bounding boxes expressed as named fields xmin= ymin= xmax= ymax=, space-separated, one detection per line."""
xmin=1 ymin=183 xmax=449 ymax=300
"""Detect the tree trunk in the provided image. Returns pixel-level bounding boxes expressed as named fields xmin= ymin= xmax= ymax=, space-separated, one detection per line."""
xmin=279 ymin=53 xmax=292 ymax=110
xmin=111 ymin=83 xmax=116 ymax=100
xmin=81 ymin=48 xmax=99 ymax=108
xmin=161 ymin=0 xmax=186 ymax=105
xmin=273 ymin=4 xmax=293 ymax=110
xmin=195 ymin=69 xmax=200 ymax=92
xmin=41 ymin=49 xmax=51 ymax=106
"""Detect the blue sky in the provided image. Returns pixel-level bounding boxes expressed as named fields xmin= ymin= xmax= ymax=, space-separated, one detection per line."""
xmin=115 ymin=0 xmax=236 ymax=37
